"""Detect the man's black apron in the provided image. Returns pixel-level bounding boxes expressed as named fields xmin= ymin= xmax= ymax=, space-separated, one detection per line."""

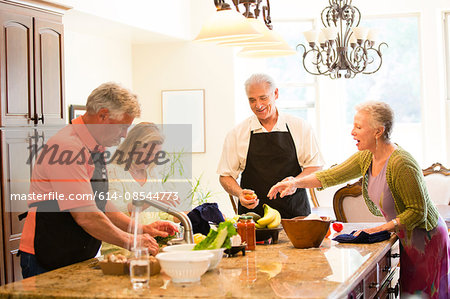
xmin=239 ymin=125 xmax=310 ymax=219
xmin=30 ymin=151 xmax=108 ymax=270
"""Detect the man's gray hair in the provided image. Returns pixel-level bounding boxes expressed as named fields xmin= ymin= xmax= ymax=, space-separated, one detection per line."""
xmin=86 ymin=82 xmax=141 ymax=120
xmin=355 ymin=101 xmax=394 ymax=141
xmin=244 ymin=73 xmax=277 ymax=95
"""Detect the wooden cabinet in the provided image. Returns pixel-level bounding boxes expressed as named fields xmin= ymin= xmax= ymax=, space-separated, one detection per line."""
xmin=1 ymin=128 xmax=34 ymax=283
xmin=349 ymin=240 xmax=400 ymax=299
xmin=0 ymin=183 xmax=4 ymax=286
xmin=0 ymin=1 xmax=66 ymax=126
xmin=0 ymin=0 xmax=70 ymax=285
xmin=0 ymin=127 xmax=62 ymax=284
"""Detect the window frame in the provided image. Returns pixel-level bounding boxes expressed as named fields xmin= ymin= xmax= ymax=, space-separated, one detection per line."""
xmin=444 ymin=11 xmax=450 ymax=101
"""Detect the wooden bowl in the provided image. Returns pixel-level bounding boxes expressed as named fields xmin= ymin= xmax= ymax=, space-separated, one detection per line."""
xmin=281 ymin=216 xmax=331 ymax=249
xmin=99 ymin=256 xmax=160 ymax=276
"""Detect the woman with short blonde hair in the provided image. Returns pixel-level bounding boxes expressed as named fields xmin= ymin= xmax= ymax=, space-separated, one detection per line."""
xmin=269 ymin=101 xmax=449 ymax=298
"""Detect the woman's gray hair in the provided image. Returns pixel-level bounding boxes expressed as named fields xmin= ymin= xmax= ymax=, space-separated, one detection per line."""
xmin=244 ymin=73 xmax=277 ymax=95
xmin=355 ymin=101 xmax=394 ymax=140
xmin=86 ymin=82 xmax=141 ymax=120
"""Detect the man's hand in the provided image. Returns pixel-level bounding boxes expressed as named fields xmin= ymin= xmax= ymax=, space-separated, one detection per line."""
xmin=133 ymin=234 xmax=159 ymax=256
xmin=143 ymin=221 xmax=178 ymax=237
xmin=239 ymin=189 xmax=259 ymax=209
xmin=267 ymin=176 xmax=297 ymax=199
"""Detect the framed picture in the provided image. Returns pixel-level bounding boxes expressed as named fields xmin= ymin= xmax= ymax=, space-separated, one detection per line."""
xmin=162 ymin=89 xmax=205 ymax=153
xmin=68 ymin=105 xmax=86 ymax=124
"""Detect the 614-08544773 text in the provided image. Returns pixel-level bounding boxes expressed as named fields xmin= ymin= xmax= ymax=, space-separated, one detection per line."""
xmin=10 ymin=191 xmax=179 ymax=202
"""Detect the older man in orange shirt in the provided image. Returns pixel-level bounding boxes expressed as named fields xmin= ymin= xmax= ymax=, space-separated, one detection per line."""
xmin=19 ymin=83 xmax=177 ymax=278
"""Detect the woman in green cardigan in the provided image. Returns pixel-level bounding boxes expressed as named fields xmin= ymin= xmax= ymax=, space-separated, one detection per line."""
xmin=268 ymin=101 xmax=449 ymax=298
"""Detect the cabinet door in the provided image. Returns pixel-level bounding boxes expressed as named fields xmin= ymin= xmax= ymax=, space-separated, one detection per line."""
xmin=34 ymin=18 xmax=65 ymax=125
xmin=0 ymin=184 xmax=4 ymax=286
xmin=0 ymin=10 xmax=34 ymax=126
xmin=0 ymin=128 xmax=35 ymax=283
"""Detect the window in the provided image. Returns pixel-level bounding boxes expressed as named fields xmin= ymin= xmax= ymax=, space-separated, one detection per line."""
xmin=445 ymin=12 xmax=450 ymax=101
xmin=341 ymin=15 xmax=423 ymax=162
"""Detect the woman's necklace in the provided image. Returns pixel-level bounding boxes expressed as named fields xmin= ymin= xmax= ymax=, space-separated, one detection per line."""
xmin=372 ymin=142 xmax=395 ymax=175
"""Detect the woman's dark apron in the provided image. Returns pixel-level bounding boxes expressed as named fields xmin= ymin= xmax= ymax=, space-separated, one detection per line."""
xmin=29 ymin=151 xmax=108 ymax=270
xmin=239 ymin=125 xmax=310 ymax=219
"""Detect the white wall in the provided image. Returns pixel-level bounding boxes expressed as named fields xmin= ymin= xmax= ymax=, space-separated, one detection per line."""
xmin=57 ymin=0 xmax=191 ymax=40
xmin=63 ymin=11 xmax=134 ymax=106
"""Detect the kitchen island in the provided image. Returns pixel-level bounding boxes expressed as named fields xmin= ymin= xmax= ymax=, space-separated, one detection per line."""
xmin=0 ymin=224 xmax=399 ymax=299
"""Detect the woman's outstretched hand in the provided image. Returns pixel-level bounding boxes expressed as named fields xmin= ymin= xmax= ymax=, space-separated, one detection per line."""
xmin=267 ymin=176 xmax=297 ymax=199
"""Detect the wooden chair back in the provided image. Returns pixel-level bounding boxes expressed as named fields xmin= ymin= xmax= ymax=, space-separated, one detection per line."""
xmin=229 ymin=194 xmax=238 ymax=214
xmin=333 ymin=179 xmax=385 ymax=223
xmin=422 ymin=163 xmax=450 ymax=205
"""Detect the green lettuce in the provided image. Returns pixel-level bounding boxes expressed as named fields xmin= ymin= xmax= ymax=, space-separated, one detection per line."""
xmin=155 ymin=234 xmax=176 ymax=246
xmin=193 ymin=221 xmax=237 ymax=250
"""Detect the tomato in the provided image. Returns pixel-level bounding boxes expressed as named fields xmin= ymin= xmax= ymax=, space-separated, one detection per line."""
xmin=244 ymin=194 xmax=257 ymax=200
xmin=332 ymin=222 xmax=344 ymax=232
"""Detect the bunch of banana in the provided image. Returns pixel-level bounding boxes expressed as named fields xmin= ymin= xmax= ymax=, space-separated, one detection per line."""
xmin=255 ymin=204 xmax=281 ymax=229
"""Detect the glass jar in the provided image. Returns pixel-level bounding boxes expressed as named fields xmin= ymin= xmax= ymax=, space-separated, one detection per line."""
xmin=237 ymin=216 xmax=256 ymax=251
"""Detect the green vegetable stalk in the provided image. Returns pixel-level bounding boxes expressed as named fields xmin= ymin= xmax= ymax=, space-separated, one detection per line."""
xmin=155 ymin=234 xmax=176 ymax=246
xmin=193 ymin=221 xmax=237 ymax=250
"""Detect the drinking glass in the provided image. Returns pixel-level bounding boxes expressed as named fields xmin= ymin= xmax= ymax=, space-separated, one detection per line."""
xmin=129 ymin=247 xmax=150 ymax=289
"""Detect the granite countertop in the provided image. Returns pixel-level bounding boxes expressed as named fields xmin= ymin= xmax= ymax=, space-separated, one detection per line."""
xmin=0 ymin=223 xmax=397 ymax=298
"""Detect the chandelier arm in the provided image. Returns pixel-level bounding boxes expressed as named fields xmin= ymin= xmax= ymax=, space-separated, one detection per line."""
xmin=299 ymin=45 xmax=331 ymax=76
xmin=362 ymin=47 xmax=384 ymax=74
xmin=352 ymin=5 xmax=361 ymax=27
xmin=296 ymin=43 xmax=307 ymax=53
xmin=321 ymin=5 xmax=332 ymax=27
xmin=347 ymin=46 xmax=365 ymax=74
xmin=230 ymin=0 xmax=240 ymax=12
xmin=378 ymin=42 xmax=389 ymax=52
xmin=262 ymin=0 xmax=273 ymax=29
xmin=328 ymin=45 xmax=340 ymax=70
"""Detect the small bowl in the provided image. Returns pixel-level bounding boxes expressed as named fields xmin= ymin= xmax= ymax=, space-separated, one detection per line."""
xmin=156 ymin=251 xmax=213 ymax=283
xmin=224 ymin=244 xmax=246 ymax=257
xmin=162 ymin=244 xmax=225 ymax=270
xmin=256 ymin=226 xmax=283 ymax=243
xmin=281 ymin=216 xmax=331 ymax=249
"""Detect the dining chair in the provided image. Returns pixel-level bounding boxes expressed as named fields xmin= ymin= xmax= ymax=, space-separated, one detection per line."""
xmin=333 ymin=179 xmax=385 ymax=223
xmin=309 ymin=183 xmax=349 ymax=208
xmin=309 ymin=164 xmax=349 ymax=208
xmin=422 ymin=162 xmax=450 ymax=205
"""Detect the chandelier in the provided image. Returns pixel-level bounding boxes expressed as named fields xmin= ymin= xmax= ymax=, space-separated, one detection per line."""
xmin=194 ymin=0 xmax=295 ymax=57
xmin=298 ymin=0 xmax=388 ymax=79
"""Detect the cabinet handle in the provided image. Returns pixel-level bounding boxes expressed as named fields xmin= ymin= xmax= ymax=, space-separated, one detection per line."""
xmin=369 ymin=282 xmax=379 ymax=289
xmin=30 ymin=114 xmax=44 ymax=124
xmin=382 ymin=265 xmax=391 ymax=272
xmin=388 ymin=283 xmax=399 ymax=296
xmin=390 ymin=253 xmax=400 ymax=258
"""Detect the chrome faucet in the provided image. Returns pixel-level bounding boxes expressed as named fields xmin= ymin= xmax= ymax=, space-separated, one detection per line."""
xmin=132 ymin=199 xmax=194 ymax=244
